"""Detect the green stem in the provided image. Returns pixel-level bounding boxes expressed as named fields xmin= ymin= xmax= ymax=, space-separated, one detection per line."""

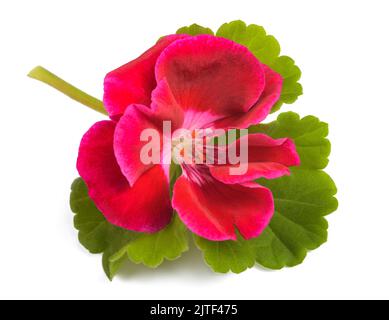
xmin=28 ymin=66 xmax=108 ymax=115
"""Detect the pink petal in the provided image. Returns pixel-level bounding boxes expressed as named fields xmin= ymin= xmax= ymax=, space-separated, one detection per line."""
xmin=213 ymin=65 xmax=283 ymax=129
xmin=155 ymin=35 xmax=265 ymax=124
xmin=77 ymin=121 xmax=172 ymax=233
xmin=151 ymin=78 xmax=221 ymax=129
xmin=244 ymin=134 xmax=300 ymax=165
xmin=150 ymin=78 xmax=184 ymax=130
xmin=114 ymin=104 xmax=161 ymax=186
xmin=172 ymin=174 xmax=274 ymax=241
xmin=226 ymin=133 xmax=300 ymax=165
xmin=103 ymin=35 xmax=189 ymax=119
xmin=210 ymin=162 xmax=290 ymax=184
xmin=210 ymin=133 xmax=300 ymax=184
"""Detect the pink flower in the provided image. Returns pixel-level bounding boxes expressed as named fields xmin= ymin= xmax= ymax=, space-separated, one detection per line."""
xmin=77 ymin=34 xmax=300 ymax=241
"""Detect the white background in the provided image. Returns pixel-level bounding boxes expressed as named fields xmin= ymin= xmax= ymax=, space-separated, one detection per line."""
xmin=1 ymin=0 xmax=388 ymax=300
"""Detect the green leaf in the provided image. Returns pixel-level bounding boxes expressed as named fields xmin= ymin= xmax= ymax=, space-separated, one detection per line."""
xmin=194 ymin=235 xmax=256 ymax=273
xmin=70 ymin=177 xmax=189 ymax=278
xmin=102 ymin=229 xmax=134 ymax=281
xmin=176 ymin=23 xmax=214 ymax=36
xmin=250 ymin=112 xmax=331 ymax=169
xmin=194 ymin=112 xmax=337 ymax=272
xmin=217 ymin=21 xmax=280 ymax=66
xmin=250 ymin=113 xmax=336 ymax=269
xmin=126 ymin=215 xmax=189 ymax=268
xmin=194 ymin=168 xmax=337 ymax=273
xmin=270 ymin=57 xmax=303 ymax=112
xmin=70 ymin=178 xmax=136 ymax=280
xmin=71 ymin=178 xmax=114 ymax=254
xmin=169 ymin=162 xmax=182 ymax=196
xmin=252 ymin=168 xmax=338 ymax=269
xmin=107 ymin=164 xmax=189 ymax=269
xmin=215 ymin=20 xmax=302 ymax=112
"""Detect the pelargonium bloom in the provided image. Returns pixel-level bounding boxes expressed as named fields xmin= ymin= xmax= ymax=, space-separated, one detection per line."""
xmin=77 ymin=34 xmax=300 ymax=241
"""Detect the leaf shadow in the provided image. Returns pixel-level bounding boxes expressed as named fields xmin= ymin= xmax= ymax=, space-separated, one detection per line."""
xmin=114 ymin=243 xmax=226 ymax=283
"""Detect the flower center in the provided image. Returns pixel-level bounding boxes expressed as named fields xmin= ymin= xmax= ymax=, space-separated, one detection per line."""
xmin=171 ymin=130 xmax=203 ymax=165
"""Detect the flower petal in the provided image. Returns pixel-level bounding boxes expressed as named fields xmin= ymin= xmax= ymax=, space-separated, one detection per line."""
xmin=172 ymin=174 xmax=274 ymax=241
xmin=155 ymin=35 xmax=265 ymax=125
xmin=103 ymin=35 xmax=188 ymax=119
xmin=213 ymin=65 xmax=282 ymax=129
xmin=114 ymin=104 xmax=162 ymax=186
xmin=210 ymin=162 xmax=290 ymax=183
xmin=77 ymin=121 xmax=172 ymax=233
xmin=150 ymin=78 xmax=184 ymax=130
xmin=210 ymin=133 xmax=300 ymax=184
xmin=151 ymin=78 xmax=221 ymax=130
xmin=244 ymin=134 xmax=300 ymax=165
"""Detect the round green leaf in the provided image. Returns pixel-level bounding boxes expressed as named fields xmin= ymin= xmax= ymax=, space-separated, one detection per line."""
xmin=250 ymin=112 xmax=331 ymax=169
xmin=176 ymin=23 xmax=214 ymax=36
xmin=70 ymin=178 xmax=135 ymax=280
xmin=252 ymin=168 xmax=338 ymax=269
xmin=70 ymin=178 xmax=189 ymax=279
xmin=126 ymin=215 xmax=189 ymax=268
xmin=194 ymin=235 xmax=256 ymax=274
xmin=193 ymin=112 xmax=337 ymax=273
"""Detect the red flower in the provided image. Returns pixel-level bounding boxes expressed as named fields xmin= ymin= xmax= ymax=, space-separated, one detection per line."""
xmin=77 ymin=35 xmax=300 ymax=241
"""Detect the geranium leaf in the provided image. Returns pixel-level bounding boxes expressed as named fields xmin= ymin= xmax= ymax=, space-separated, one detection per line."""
xmin=70 ymin=178 xmax=136 ymax=280
xmin=126 ymin=215 xmax=189 ymax=268
xmin=195 ymin=169 xmax=337 ymax=273
xmin=249 ymin=112 xmax=336 ymax=270
xmin=121 ymin=164 xmax=188 ymax=268
xmin=70 ymin=178 xmax=189 ymax=277
xmin=176 ymin=23 xmax=214 ymax=36
xmin=102 ymin=229 xmax=134 ymax=281
xmin=194 ymin=235 xmax=256 ymax=273
xmin=71 ymin=178 xmax=114 ymax=254
xmin=250 ymin=112 xmax=331 ymax=169
xmin=194 ymin=112 xmax=337 ymax=273
xmin=252 ymin=168 xmax=338 ymax=269
xmin=215 ymin=20 xmax=302 ymax=112
xmin=270 ymin=57 xmax=303 ymax=112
